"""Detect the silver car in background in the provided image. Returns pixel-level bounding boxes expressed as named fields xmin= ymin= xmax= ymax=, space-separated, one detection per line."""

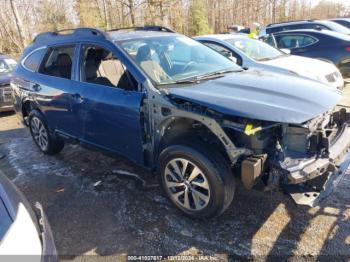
xmin=195 ymin=34 xmax=344 ymax=90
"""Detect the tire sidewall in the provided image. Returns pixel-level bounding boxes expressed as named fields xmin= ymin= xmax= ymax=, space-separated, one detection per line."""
xmin=159 ymin=145 xmax=228 ymax=218
xmin=29 ymin=110 xmax=52 ymax=154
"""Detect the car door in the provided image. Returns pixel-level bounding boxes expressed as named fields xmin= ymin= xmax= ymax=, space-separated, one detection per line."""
xmin=18 ymin=45 xmax=81 ymax=137
xmin=76 ymin=43 xmax=145 ymax=164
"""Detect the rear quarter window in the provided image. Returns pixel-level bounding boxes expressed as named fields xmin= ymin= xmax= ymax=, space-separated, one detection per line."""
xmin=22 ymin=48 xmax=46 ymax=72
xmin=39 ymin=45 xmax=75 ymax=80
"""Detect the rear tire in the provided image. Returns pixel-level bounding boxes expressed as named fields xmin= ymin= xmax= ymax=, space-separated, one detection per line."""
xmin=28 ymin=110 xmax=64 ymax=155
xmin=158 ymin=141 xmax=235 ymax=218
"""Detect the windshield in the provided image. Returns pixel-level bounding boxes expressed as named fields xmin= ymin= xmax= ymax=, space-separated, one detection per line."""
xmin=0 ymin=58 xmax=17 ymax=74
xmin=118 ymin=35 xmax=240 ymax=85
xmin=225 ymin=37 xmax=284 ymax=61
xmin=323 ymin=21 xmax=350 ymax=34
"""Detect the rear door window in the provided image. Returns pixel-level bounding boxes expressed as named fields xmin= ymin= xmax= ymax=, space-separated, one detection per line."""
xmin=39 ymin=46 xmax=75 ymax=80
xmin=275 ymin=34 xmax=317 ymax=49
xmin=23 ymin=48 xmax=46 ymax=72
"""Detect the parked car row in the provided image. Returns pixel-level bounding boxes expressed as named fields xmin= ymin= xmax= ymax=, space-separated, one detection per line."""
xmin=261 ymin=19 xmax=350 ymax=35
xmin=256 ymin=19 xmax=350 ymax=77
xmin=10 ymin=26 xmax=350 ymax=219
xmin=195 ymin=34 xmax=344 ymax=89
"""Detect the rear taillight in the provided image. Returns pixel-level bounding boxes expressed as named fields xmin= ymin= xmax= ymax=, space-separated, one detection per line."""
xmin=345 ymin=47 xmax=350 ymax=52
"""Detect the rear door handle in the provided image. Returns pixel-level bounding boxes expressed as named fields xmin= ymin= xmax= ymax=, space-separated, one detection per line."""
xmin=72 ymin=93 xmax=84 ymax=103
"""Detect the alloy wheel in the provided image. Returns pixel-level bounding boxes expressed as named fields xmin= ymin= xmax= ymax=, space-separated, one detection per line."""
xmin=31 ymin=116 xmax=49 ymax=151
xmin=164 ymin=158 xmax=210 ymax=211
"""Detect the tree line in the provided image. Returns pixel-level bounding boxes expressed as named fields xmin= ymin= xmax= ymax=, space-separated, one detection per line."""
xmin=0 ymin=0 xmax=349 ymax=56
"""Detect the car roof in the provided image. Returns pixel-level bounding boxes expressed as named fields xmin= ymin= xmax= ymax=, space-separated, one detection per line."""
xmin=108 ymin=30 xmax=180 ymax=41
xmin=32 ymin=26 xmax=177 ymax=44
xmin=195 ymin=34 xmax=249 ymax=41
xmin=272 ymin=28 xmax=350 ymax=40
xmin=268 ymin=19 xmax=332 ymax=28
xmin=331 ymin=18 xmax=350 ymax=22
xmin=24 ymin=27 xmax=179 ymax=56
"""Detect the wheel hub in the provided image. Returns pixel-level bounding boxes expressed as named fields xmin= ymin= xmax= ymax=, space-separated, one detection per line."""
xmin=164 ymin=158 xmax=210 ymax=211
xmin=31 ymin=116 xmax=48 ymax=151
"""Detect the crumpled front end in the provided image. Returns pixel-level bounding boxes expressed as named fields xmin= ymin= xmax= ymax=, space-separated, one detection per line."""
xmin=221 ymin=107 xmax=350 ymax=206
xmin=276 ymin=108 xmax=350 ymax=206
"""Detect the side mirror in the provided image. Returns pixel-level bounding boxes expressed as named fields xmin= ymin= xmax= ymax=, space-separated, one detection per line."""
xmin=280 ymin=48 xmax=291 ymax=54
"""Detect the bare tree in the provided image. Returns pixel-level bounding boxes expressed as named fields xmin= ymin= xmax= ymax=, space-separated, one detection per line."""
xmin=9 ymin=0 xmax=26 ymax=48
xmin=1 ymin=0 xmax=350 ymax=55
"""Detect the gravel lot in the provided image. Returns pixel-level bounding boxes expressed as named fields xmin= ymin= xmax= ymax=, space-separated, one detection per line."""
xmin=1 ymin=81 xmax=350 ymax=261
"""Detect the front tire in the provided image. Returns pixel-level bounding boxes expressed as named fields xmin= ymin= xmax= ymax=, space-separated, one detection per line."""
xmin=158 ymin=142 xmax=235 ymax=218
xmin=29 ymin=110 xmax=64 ymax=155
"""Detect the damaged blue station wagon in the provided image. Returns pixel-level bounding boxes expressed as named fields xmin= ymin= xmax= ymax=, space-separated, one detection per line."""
xmin=11 ymin=26 xmax=350 ymax=218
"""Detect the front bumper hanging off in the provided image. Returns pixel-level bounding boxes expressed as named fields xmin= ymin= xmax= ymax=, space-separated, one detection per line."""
xmin=283 ymin=111 xmax=350 ymax=206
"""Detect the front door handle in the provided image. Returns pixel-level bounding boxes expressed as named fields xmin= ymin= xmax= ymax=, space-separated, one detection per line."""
xmin=32 ymin=83 xmax=41 ymax=92
xmin=72 ymin=93 xmax=84 ymax=103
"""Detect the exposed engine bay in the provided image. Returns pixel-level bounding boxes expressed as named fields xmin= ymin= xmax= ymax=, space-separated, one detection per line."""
xmin=221 ymin=107 xmax=350 ymax=206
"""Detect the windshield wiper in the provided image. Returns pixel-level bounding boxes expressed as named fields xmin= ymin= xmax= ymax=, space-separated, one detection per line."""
xmin=157 ymin=69 xmax=240 ymax=86
xmin=257 ymin=57 xmax=272 ymax=61
xmin=157 ymin=79 xmax=199 ymax=86
xmin=195 ymin=69 xmax=240 ymax=80
xmin=177 ymin=69 xmax=240 ymax=83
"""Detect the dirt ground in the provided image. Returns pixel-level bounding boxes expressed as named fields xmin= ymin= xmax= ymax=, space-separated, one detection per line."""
xmin=1 ymin=81 xmax=350 ymax=261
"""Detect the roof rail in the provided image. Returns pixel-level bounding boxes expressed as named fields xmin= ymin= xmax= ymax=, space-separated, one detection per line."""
xmin=267 ymin=19 xmax=315 ymax=27
xmin=33 ymin=27 xmax=107 ymax=43
xmin=107 ymin=25 xmax=175 ymax=33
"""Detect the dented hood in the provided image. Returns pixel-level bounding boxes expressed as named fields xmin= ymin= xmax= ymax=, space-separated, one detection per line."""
xmin=167 ymin=69 xmax=342 ymax=124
